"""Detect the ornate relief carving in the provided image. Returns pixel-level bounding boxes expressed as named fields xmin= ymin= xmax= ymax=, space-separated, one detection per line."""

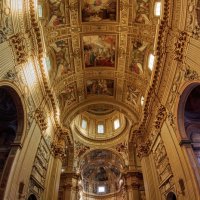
xmin=116 ymin=142 xmax=128 ymax=154
xmin=51 ymin=137 xmax=66 ymax=160
xmin=137 ymin=139 xmax=151 ymax=158
xmin=74 ymin=141 xmax=90 ymax=157
xmin=35 ymin=108 xmax=48 ymax=132
xmin=184 ymin=67 xmax=199 ymax=80
xmin=174 ymin=32 xmax=189 ymax=62
xmin=3 ymin=69 xmax=18 ymax=81
xmin=9 ymin=33 xmax=27 ymax=64
xmin=154 ymin=105 xmax=167 ymax=130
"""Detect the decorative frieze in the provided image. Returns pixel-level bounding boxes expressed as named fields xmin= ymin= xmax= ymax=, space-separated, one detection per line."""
xmin=74 ymin=141 xmax=90 ymax=157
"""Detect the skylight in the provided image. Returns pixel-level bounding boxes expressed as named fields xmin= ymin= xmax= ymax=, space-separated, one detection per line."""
xmin=154 ymin=2 xmax=161 ymax=16
xmin=114 ymin=119 xmax=120 ymax=130
xmin=97 ymin=124 xmax=104 ymax=134
xmin=148 ymin=54 xmax=155 ymax=71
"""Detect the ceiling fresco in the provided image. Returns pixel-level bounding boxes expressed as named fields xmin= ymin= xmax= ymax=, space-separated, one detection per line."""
xmin=79 ymin=149 xmax=124 ymax=195
xmin=40 ymin=0 xmax=157 ymax=132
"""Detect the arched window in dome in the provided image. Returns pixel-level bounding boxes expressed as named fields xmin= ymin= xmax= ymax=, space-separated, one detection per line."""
xmin=81 ymin=118 xmax=87 ymax=129
xmin=97 ymin=124 xmax=104 ymax=134
xmin=114 ymin=118 xmax=120 ymax=130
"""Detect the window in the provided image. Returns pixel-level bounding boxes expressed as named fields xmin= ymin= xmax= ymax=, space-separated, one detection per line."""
xmin=114 ymin=119 xmax=120 ymax=130
xmin=81 ymin=119 xmax=87 ymax=129
xmin=38 ymin=5 xmax=43 ymax=18
xmin=98 ymin=186 xmax=105 ymax=193
xmin=45 ymin=57 xmax=51 ymax=71
xmin=141 ymin=96 xmax=145 ymax=106
xmin=148 ymin=54 xmax=155 ymax=71
xmin=154 ymin=2 xmax=161 ymax=16
xmin=97 ymin=124 xmax=104 ymax=134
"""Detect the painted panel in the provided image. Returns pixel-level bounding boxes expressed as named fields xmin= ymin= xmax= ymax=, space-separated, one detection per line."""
xmin=81 ymin=0 xmax=117 ymax=22
xmin=83 ymin=35 xmax=116 ymax=68
xmin=86 ymin=79 xmax=114 ymax=96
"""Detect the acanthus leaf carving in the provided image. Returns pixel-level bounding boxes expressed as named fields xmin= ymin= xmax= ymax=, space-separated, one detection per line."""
xmin=184 ymin=68 xmax=199 ymax=80
xmin=136 ymin=139 xmax=151 ymax=158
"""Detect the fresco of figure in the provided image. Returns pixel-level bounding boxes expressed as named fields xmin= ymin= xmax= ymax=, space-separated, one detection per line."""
xmin=129 ymin=40 xmax=148 ymax=75
xmin=81 ymin=0 xmax=117 ymax=22
xmin=83 ymin=35 xmax=116 ymax=68
xmin=48 ymin=0 xmax=65 ymax=26
xmin=135 ymin=0 xmax=150 ymax=24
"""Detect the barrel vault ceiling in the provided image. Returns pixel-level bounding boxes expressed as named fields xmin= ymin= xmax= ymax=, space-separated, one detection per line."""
xmin=39 ymin=0 xmax=158 ymax=143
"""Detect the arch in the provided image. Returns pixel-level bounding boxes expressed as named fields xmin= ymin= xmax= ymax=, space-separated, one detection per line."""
xmin=177 ymin=82 xmax=200 ymax=139
xmin=0 ymin=82 xmax=26 ymax=199
xmin=28 ymin=194 xmax=37 ymax=200
xmin=63 ymin=98 xmax=139 ymax=127
xmin=78 ymin=148 xmax=126 ymax=170
xmin=78 ymin=149 xmax=125 ymax=196
xmin=166 ymin=192 xmax=176 ymax=200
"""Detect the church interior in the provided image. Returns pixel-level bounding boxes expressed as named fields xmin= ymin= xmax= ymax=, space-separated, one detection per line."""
xmin=1 ymin=0 xmax=200 ymax=199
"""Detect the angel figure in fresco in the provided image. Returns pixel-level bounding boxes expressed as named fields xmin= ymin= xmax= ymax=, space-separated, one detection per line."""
xmin=50 ymin=40 xmax=72 ymax=79
xmin=129 ymin=40 xmax=148 ymax=74
xmin=48 ymin=0 xmax=65 ymax=26
xmin=135 ymin=0 xmax=150 ymax=24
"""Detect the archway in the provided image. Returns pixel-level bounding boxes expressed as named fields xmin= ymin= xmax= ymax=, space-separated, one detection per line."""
xmin=184 ymin=85 xmax=200 ymax=165
xmin=0 ymin=86 xmax=24 ymax=199
xmin=28 ymin=194 xmax=37 ymax=200
xmin=166 ymin=192 xmax=176 ymax=200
